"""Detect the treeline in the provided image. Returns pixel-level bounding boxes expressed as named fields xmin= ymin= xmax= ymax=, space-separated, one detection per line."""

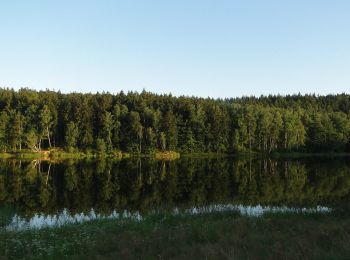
xmin=0 ymin=88 xmax=350 ymax=153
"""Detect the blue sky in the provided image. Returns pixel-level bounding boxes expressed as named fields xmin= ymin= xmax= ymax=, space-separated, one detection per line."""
xmin=0 ymin=0 xmax=349 ymax=98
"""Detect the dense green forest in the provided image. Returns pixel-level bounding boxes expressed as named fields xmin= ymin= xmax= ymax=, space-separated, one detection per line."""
xmin=0 ymin=88 xmax=350 ymax=154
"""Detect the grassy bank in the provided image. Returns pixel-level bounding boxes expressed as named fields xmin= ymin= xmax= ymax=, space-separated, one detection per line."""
xmin=0 ymin=149 xmax=131 ymax=160
xmin=1 ymin=211 xmax=350 ymax=259
xmin=1 ymin=149 xmax=350 ymax=161
xmin=0 ymin=149 xmax=181 ymax=161
xmin=153 ymin=151 xmax=180 ymax=160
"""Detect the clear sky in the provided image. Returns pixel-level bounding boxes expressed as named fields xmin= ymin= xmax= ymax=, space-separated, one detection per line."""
xmin=0 ymin=0 xmax=349 ymax=98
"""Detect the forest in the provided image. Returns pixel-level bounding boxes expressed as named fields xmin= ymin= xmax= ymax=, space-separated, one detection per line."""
xmin=0 ymin=88 xmax=350 ymax=154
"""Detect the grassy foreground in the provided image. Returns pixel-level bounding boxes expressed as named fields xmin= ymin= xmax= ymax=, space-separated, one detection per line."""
xmin=1 ymin=211 xmax=350 ymax=260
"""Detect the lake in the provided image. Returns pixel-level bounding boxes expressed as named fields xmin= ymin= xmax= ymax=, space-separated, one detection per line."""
xmin=1 ymin=156 xmax=349 ymax=230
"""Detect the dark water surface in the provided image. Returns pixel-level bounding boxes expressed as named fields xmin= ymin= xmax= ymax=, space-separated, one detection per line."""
xmin=0 ymin=156 xmax=349 ymax=229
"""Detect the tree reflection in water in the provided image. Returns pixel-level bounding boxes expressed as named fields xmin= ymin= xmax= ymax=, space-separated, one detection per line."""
xmin=0 ymin=157 xmax=349 ymax=219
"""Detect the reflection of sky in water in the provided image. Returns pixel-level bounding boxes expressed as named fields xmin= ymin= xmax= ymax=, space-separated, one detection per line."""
xmin=5 ymin=204 xmax=332 ymax=231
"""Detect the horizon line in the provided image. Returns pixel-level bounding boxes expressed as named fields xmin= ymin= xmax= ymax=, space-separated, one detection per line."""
xmin=0 ymin=86 xmax=349 ymax=100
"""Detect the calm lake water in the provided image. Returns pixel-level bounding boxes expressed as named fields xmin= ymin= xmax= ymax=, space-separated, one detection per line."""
xmin=0 ymin=156 xmax=349 ymax=229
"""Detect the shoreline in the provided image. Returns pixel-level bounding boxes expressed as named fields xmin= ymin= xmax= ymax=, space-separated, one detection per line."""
xmin=1 ymin=149 xmax=350 ymax=160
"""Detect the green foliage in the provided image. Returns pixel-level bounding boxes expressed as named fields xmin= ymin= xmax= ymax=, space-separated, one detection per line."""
xmin=65 ymin=122 xmax=79 ymax=152
xmin=96 ymin=138 xmax=106 ymax=154
xmin=25 ymin=129 xmax=40 ymax=152
xmin=39 ymin=104 xmax=53 ymax=147
xmin=144 ymin=127 xmax=156 ymax=152
xmin=0 ymin=88 xmax=350 ymax=153
xmin=0 ymin=111 xmax=9 ymax=151
xmin=7 ymin=110 xmax=24 ymax=151
xmin=159 ymin=132 xmax=166 ymax=151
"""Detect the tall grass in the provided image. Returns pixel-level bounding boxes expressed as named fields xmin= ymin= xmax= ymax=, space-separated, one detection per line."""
xmin=1 ymin=210 xmax=350 ymax=259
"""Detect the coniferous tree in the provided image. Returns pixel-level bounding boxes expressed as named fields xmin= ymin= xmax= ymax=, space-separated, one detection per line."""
xmin=0 ymin=111 xmax=8 ymax=151
xmin=65 ymin=122 xmax=79 ymax=152
xmin=0 ymin=88 xmax=349 ymax=154
xmin=100 ymin=111 xmax=114 ymax=151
